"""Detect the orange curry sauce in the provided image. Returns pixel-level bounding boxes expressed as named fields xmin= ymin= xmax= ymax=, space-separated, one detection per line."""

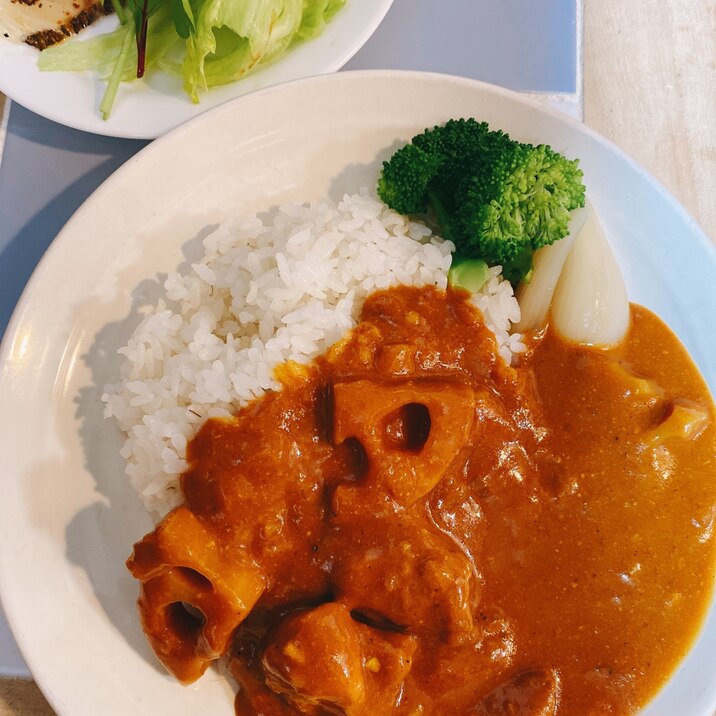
xmin=127 ymin=285 xmax=716 ymax=716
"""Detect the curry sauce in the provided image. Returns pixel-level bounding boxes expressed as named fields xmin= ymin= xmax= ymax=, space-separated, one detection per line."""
xmin=127 ymin=286 xmax=716 ymax=716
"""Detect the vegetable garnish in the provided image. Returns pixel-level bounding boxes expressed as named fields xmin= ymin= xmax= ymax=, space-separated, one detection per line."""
xmin=377 ymin=119 xmax=586 ymax=284
xmin=447 ymin=257 xmax=489 ymax=294
xmin=37 ymin=0 xmax=346 ymax=119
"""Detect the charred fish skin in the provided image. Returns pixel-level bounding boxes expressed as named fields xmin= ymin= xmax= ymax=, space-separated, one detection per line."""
xmin=25 ymin=3 xmax=110 ymax=50
xmin=0 ymin=0 xmax=112 ymax=50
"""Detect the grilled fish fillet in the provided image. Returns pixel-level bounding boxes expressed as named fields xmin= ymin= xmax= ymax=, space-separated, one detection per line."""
xmin=0 ymin=0 xmax=111 ymax=50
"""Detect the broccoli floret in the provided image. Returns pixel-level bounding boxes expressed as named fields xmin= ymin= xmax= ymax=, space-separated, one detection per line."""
xmin=377 ymin=143 xmax=442 ymax=215
xmin=412 ymin=118 xmax=496 ymax=185
xmin=457 ymin=142 xmax=585 ymax=264
xmin=378 ymin=119 xmax=496 ymax=240
xmin=377 ymin=119 xmax=586 ymax=282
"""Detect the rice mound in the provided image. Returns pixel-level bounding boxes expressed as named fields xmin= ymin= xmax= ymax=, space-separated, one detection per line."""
xmin=103 ymin=190 xmax=524 ymax=515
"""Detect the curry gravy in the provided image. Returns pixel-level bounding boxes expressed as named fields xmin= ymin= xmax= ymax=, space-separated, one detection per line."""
xmin=482 ymin=305 xmax=716 ymax=713
xmin=127 ymin=287 xmax=716 ymax=715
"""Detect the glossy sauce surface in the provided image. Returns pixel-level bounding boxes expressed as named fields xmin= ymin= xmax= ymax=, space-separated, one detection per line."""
xmin=127 ymin=286 xmax=716 ymax=715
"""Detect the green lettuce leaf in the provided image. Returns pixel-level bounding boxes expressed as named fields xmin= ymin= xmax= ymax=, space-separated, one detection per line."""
xmin=182 ymin=0 xmax=347 ymax=99
xmin=38 ymin=3 xmax=178 ymax=80
xmin=296 ymin=0 xmax=345 ymax=40
xmin=37 ymin=0 xmax=347 ymax=115
xmin=182 ymin=0 xmax=302 ymax=100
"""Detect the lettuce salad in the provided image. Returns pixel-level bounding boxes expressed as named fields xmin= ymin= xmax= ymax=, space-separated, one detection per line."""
xmin=38 ymin=0 xmax=346 ymax=119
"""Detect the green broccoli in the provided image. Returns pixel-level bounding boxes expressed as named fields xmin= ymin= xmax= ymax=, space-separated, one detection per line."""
xmin=378 ymin=119 xmax=494 ymax=234
xmin=377 ymin=119 xmax=586 ymax=283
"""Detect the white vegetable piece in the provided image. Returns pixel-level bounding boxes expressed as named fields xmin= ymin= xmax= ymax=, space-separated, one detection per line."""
xmin=551 ymin=204 xmax=630 ymax=346
xmin=515 ymin=206 xmax=588 ymax=332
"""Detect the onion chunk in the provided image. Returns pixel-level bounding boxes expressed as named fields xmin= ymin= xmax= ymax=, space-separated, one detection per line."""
xmin=551 ymin=206 xmax=630 ymax=346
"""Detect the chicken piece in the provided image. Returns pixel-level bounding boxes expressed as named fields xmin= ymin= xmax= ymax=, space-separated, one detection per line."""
xmin=332 ymin=379 xmax=475 ymax=506
xmin=261 ymin=603 xmax=416 ymax=716
xmin=376 ymin=343 xmax=418 ymax=376
xmin=262 ymin=603 xmax=366 ymax=713
xmin=604 ymin=360 xmax=664 ymax=406
xmin=127 ymin=506 xmax=265 ymax=683
xmin=234 ymin=684 xmax=298 ymax=716
xmin=260 ymin=602 xmax=417 ymax=716
xmin=330 ymin=520 xmax=478 ymax=644
xmin=182 ymin=407 xmax=332 ymax=609
xmin=642 ymin=400 xmax=710 ymax=446
xmin=355 ymin=625 xmax=416 ymax=715
xmin=0 ymin=0 xmax=110 ymax=49
xmin=402 ymin=611 xmax=517 ymax=711
xmin=470 ymin=669 xmax=561 ymax=715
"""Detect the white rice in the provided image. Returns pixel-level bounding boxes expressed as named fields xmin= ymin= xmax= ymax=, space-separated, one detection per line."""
xmin=102 ymin=190 xmax=525 ymax=515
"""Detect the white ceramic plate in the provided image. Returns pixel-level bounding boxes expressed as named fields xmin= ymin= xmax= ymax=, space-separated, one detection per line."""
xmin=0 ymin=0 xmax=393 ymax=138
xmin=0 ymin=71 xmax=715 ymax=716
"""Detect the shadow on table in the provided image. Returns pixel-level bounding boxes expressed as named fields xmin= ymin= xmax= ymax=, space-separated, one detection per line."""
xmin=0 ymin=103 xmax=148 ymax=335
xmin=7 ymin=103 xmax=146 ymax=156
xmin=0 ymin=159 xmax=134 ymax=333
